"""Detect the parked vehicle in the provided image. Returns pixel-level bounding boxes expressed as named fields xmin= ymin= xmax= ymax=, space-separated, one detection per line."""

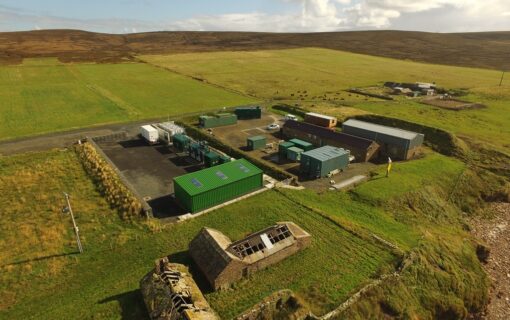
xmin=285 ymin=114 xmax=298 ymax=121
xmin=267 ymin=123 xmax=280 ymax=130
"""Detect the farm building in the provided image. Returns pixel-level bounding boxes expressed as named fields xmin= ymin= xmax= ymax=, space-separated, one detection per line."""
xmin=304 ymin=112 xmax=337 ymax=128
xmin=342 ymin=119 xmax=424 ymax=160
xmin=282 ymin=120 xmax=380 ymax=162
xmin=189 ymin=222 xmax=311 ymax=291
xmin=173 ymin=159 xmax=263 ymax=213
xmin=140 ymin=257 xmax=218 ymax=320
xmin=199 ymin=113 xmax=237 ymax=128
xmin=235 ymin=106 xmax=262 ymax=120
xmin=247 ymin=135 xmax=266 ymax=150
xmin=300 ymin=146 xmax=350 ymax=179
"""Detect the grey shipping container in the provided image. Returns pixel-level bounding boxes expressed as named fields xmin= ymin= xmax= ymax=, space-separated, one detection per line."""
xmin=300 ymin=145 xmax=350 ymax=179
xmin=287 ymin=146 xmax=304 ymax=161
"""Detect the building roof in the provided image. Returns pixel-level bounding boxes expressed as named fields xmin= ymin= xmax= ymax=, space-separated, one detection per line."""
xmin=305 ymin=112 xmax=337 ymax=121
xmin=289 ymin=138 xmax=313 ymax=147
xmin=247 ymin=135 xmax=266 ymax=141
xmin=302 ymin=145 xmax=348 ymax=161
xmin=173 ymin=159 xmax=262 ymax=196
xmin=287 ymin=146 xmax=304 ymax=153
xmin=342 ymin=119 xmax=420 ymax=141
xmin=283 ymin=120 xmax=376 ymax=150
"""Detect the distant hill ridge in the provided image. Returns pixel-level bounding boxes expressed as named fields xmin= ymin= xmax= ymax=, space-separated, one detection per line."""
xmin=1 ymin=29 xmax=509 ymax=70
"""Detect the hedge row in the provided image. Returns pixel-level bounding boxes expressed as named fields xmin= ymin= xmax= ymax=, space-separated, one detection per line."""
xmin=75 ymin=142 xmax=142 ymax=220
xmin=179 ymin=122 xmax=294 ymax=181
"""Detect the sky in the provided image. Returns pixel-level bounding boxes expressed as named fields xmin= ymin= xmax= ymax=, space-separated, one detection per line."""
xmin=1 ymin=0 xmax=510 ymax=34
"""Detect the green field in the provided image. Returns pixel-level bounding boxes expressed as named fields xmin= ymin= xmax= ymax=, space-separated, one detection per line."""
xmin=0 ymin=59 xmax=254 ymax=140
xmin=141 ymin=48 xmax=510 ymax=153
xmin=0 ymin=149 xmax=398 ymax=319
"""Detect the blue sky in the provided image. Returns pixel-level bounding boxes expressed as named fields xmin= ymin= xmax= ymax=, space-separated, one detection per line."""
xmin=1 ymin=0 xmax=509 ymax=33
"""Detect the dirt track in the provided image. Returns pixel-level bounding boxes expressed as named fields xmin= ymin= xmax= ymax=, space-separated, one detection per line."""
xmin=1 ymin=29 xmax=510 ymax=70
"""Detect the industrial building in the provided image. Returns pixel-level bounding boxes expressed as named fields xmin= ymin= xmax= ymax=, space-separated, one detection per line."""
xmin=304 ymin=112 xmax=337 ymax=128
xmin=300 ymin=146 xmax=350 ymax=178
xmin=189 ymin=222 xmax=311 ymax=290
xmin=199 ymin=113 xmax=237 ymax=128
xmin=235 ymin=106 xmax=262 ymax=120
xmin=246 ymin=135 xmax=266 ymax=150
xmin=342 ymin=119 xmax=424 ymax=160
xmin=140 ymin=257 xmax=218 ymax=320
xmin=282 ymin=120 xmax=380 ymax=162
xmin=173 ymin=159 xmax=263 ymax=213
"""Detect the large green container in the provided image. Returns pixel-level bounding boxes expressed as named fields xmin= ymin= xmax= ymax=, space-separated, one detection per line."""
xmin=173 ymin=159 xmax=263 ymax=213
xmin=300 ymin=145 xmax=349 ymax=179
xmin=173 ymin=134 xmax=190 ymax=152
xmin=199 ymin=113 xmax=237 ymax=128
xmin=204 ymin=151 xmax=220 ymax=167
xmin=247 ymin=135 xmax=267 ymax=150
xmin=278 ymin=141 xmax=295 ymax=158
xmin=289 ymin=138 xmax=314 ymax=151
xmin=235 ymin=106 xmax=262 ymax=120
xmin=219 ymin=155 xmax=231 ymax=164
xmin=287 ymin=146 xmax=304 ymax=161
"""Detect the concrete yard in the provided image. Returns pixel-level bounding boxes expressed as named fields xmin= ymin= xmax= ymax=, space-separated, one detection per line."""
xmin=96 ymin=136 xmax=203 ymax=218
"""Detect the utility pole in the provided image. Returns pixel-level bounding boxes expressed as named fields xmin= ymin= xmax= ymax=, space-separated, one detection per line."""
xmin=63 ymin=192 xmax=83 ymax=253
xmin=500 ymin=71 xmax=505 ymax=86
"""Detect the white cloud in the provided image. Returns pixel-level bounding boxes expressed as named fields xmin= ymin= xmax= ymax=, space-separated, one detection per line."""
xmin=0 ymin=1 xmax=509 ymax=33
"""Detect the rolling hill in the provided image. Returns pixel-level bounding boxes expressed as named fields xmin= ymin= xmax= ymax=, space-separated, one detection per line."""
xmin=1 ymin=29 xmax=510 ymax=70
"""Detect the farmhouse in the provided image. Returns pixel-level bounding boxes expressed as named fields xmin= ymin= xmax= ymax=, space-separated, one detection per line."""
xmin=140 ymin=257 xmax=218 ymax=320
xmin=282 ymin=120 xmax=380 ymax=162
xmin=189 ymin=222 xmax=311 ymax=290
xmin=342 ymin=119 xmax=424 ymax=160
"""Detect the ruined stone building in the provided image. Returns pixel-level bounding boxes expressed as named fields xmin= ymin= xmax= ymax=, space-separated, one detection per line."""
xmin=140 ymin=257 xmax=218 ymax=320
xmin=189 ymin=222 xmax=312 ymax=291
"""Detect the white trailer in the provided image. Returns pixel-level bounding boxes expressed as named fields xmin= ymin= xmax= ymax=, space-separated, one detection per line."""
xmin=155 ymin=122 xmax=185 ymax=145
xmin=140 ymin=125 xmax=159 ymax=144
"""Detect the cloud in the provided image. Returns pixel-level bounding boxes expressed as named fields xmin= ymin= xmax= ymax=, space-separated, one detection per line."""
xmin=0 ymin=1 xmax=509 ymax=33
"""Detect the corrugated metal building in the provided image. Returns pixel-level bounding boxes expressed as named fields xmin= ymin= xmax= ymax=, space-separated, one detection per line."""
xmin=342 ymin=119 xmax=424 ymax=160
xmin=173 ymin=159 xmax=263 ymax=213
xmin=235 ymin=106 xmax=262 ymax=120
xmin=247 ymin=135 xmax=266 ymax=150
xmin=282 ymin=120 xmax=380 ymax=162
xmin=300 ymin=146 xmax=350 ymax=178
xmin=288 ymin=138 xmax=314 ymax=151
xmin=199 ymin=113 xmax=237 ymax=128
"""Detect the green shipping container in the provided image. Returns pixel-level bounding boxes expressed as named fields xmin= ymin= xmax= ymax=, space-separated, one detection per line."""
xmin=173 ymin=159 xmax=263 ymax=213
xmin=219 ymin=155 xmax=231 ymax=164
xmin=199 ymin=113 xmax=237 ymax=128
xmin=235 ymin=106 xmax=262 ymax=120
xmin=289 ymin=138 xmax=314 ymax=151
xmin=247 ymin=135 xmax=267 ymax=150
xmin=278 ymin=141 xmax=295 ymax=158
xmin=287 ymin=146 xmax=304 ymax=161
xmin=204 ymin=151 xmax=220 ymax=167
xmin=300 ymin=145 xmax=349 ymax=179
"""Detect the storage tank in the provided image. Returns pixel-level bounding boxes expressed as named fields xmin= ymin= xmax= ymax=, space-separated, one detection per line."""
xmin=140 ymin=125 xmax=159 ymax=144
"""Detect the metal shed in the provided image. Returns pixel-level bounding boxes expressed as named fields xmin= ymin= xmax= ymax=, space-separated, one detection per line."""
xmin=173 ymin=159 xmax=263 ymax=213
xmin=287 ymin=146 xmax=304 ymax=161
xmin=199 ymin=113 xmax=237 ymax=128
xmin=278 ymin=141 xmax=295 ymax=158
xmin=342 ymin=119 xmax=424 ymax=160
xmin=300 ymin=145 xmax=350 ymax=179
xmin=247 ymin=135 xmax=266 ymax=150
xmin=235 ymin=106 xmax=262 ymax=120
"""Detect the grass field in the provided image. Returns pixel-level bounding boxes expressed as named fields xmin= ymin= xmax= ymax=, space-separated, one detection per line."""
xmin=141 ymin=48 xmax=510 ymax=154
xmin=0 ymin=59 xmax=254 ymax=140
xmin=0 ymin=149 xmax=397 ymax=319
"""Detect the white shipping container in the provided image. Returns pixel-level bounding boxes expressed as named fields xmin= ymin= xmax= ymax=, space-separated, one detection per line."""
xmin=140 ymin=125 xmax=159 ymax=144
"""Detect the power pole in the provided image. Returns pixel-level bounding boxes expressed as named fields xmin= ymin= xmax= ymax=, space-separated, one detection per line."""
xmin=63 ymin=192 xmax=83 ymax=253
xmin=500 ymin=71 xmax=505 ymax=86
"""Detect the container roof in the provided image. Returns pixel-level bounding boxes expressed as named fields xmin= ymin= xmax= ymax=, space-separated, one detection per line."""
xmin=306 ymin=112 xmax=336 ymax=121
xmin=289 ymin=138 xmax=313 ymax=147
xmin=173 ymin=159 xmax=262 ymax=196
xmin=288 ymin=146 xmax=304 ymax=152
xmin=279 ymin=141 xmax=294 ymax=147
xmin=342 ymin=119 xmax=420 ymax=140
xmin=248 ymin=135 xmax=266 ymax=141
xmin=302 ymin=145 xmax=349 ymax=161
xmin=283 ymin=120 xmax=376 ymax=150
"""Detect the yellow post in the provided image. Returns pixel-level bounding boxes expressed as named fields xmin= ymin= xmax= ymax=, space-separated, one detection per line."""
xmin=386 ymin=157 xmax=392 ymax=178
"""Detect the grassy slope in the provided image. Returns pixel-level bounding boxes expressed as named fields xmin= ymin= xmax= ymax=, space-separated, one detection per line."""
xmin=141 ymin=48 xmax=510 ymax=153
xmin=0 ymin=149 xmax=395 ymax=319
xmin=0 ymin=58 xmax=254 ymax=140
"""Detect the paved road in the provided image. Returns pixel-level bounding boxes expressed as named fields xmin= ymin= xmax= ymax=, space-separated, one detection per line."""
xmin=0 ymin=118 xmax=167 ymax=156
